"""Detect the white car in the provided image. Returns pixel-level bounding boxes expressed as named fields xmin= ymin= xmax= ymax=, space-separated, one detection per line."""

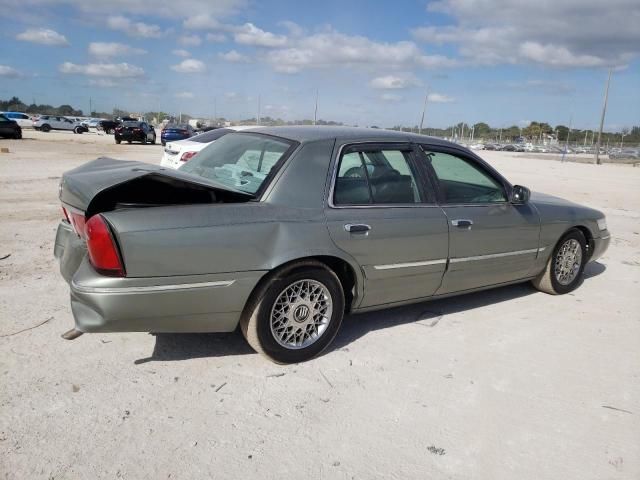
xmin=0 ymin=112 xmax=33 ymax=129
xmin=160 ymin=126 xmax=257 ymax=169
xmin=33 ymin=115 xmax=88 ymax=134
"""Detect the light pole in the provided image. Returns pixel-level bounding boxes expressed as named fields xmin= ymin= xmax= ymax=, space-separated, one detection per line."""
xmin=419 ymin=89 xmax=428 ymax=135
xmin=595 ymin=68 xmax=612 ymax=165
xmin=620 ymin=133 xmax=627 ymax=148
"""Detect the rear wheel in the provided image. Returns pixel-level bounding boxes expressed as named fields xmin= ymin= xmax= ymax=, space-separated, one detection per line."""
xmin=74 ymin=126 xmax=83 ymax=134
xmin=127 ymin=140 xmax=132 ymax=144
xmin=532 ymin=229 xmax=587 ymax=295
xmin=240 ymin=261 xmax=345 ymax=363
xmin=41 ymin=124 xmax=51 ymax=132
xmin=150 ymin=134 xmax=156 ymax=145
xmin=115 ymin=138 xmax=121 ymax=144
xmin=14 ymin=130 xmax=22 ymax=139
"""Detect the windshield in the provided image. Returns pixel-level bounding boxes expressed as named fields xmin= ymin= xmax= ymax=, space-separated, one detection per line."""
xmin=190 ymin=128 xmax=232 ymax=143
xmin=179 ymin=133 xmax=294 ymax=195
xmin=122 ymin=121 xmax=141 ymax=127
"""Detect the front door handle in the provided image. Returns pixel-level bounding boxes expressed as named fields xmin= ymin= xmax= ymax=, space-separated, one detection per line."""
xmin=451 ymin=219 xmax=473 ymax=229
xmin=345 ymin=223 xmax=371 ymax=234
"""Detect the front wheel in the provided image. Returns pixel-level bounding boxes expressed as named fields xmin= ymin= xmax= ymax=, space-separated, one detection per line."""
xmin=532 ymin=229 xmax=587 ymax=295
xmin=240 ymin=261 xmax=345 ymax=363
xmin=14 ymin=130 xmax=22 ymax=139
xmin=115 ymin=138 xmax=121 ymax=144
xmin=74 ymin=126 xmax=83 ymax=134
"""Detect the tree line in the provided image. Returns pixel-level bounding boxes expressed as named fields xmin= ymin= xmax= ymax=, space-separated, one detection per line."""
xmin=2 ymin=96 xmax=637 ymax=146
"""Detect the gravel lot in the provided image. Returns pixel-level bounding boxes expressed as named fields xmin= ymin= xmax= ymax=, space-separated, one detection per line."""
xmin=1 ymin=130 xmax=639 ymax=479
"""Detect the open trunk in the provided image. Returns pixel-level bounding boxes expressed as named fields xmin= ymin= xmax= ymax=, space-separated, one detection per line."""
xmin=60 ymin=157 xmax=253 ymax=217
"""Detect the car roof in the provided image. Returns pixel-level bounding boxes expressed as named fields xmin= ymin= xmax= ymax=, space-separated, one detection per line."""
xmin=242 ymin=125 xmax=453 ymax=146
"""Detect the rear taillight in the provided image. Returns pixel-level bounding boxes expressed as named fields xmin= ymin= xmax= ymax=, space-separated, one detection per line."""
xmin=180 ymin=151 xmax=197 ymax=162
xmin=66 ymin=209 xmax=87 ymax=239
xmin=85 ymin=215 xmax=125 ymax=277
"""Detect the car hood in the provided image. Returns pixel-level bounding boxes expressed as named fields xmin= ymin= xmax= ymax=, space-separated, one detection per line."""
xmin=529 ymin=191 xmax=603 ymax=219
xmin=60 ymin=157 xmax=253 ymax=212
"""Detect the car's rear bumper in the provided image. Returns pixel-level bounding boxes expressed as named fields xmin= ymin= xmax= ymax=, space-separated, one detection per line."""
xmin=54 ymin=221 xmax=264 ymax=333
xmin=115 ymin=132 xmax=145 ymax=141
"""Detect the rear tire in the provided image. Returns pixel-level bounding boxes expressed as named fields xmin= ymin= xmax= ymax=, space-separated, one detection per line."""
xmin=150 ymin=134 xmax=156 ymax=145
xmin=73 ymin=126 xmax=83 ymax=134
xmin=240 ymin=261 xmax=345 ymax=364
xmin=532 ymin=229 xmax=587 ymax=295
xmin=14 ymin=130 xmax=22 ymax=139
xmin=115 ymin=138 xmax=121 ymax=144
xmin=41 ymin=124 xmax=51 ymax=132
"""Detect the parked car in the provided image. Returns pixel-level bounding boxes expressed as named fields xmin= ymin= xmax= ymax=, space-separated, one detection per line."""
xmin=161 ymin=124 xmax=195 ymax=146
xmin=0 ymin=111 xmax=33 ymax=129
xmin=114 ymin=121 xmax=156 ymax=144
xmin=97 ymin=120 xmax=120 ymax=135
xmin=33 ymin=115 xmax=88 ymax=133
xmin=0 ymin=113 xmax=22 ymax=139
xmin=609 ymin=149 xmax=639 ymax=160
xmin=160 ymin=126 xmax=257 ymax=169
xmin=54 ymin=127 xmax=610 ymax=363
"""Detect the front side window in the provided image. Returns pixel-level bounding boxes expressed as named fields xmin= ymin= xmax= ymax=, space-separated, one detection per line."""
xmin=180 ymin=133 xmax=294 ymax=195
xmin=334 ymin=147 xmax=421 ymax=205
xmin=422 ymin=149 xmax=506 ymax=204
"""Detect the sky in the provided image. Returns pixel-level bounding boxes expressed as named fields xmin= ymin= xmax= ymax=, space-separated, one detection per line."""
xmin=0 ymin=0 xmax=638 ymax=130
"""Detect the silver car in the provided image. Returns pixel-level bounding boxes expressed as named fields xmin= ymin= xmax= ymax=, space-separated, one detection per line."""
xmin=34 ymin=115 xmax=88 ymax=134
xmin=55 ymin=127 xmax=610 ymax=363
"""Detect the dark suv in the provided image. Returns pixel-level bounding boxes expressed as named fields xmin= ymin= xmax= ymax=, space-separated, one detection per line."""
xmin=114 ymin=121 xmax=156 ymax=144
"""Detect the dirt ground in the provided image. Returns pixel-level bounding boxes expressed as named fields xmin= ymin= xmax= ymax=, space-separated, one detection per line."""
xmin=1 ymin=129 xmax=639 ymax=480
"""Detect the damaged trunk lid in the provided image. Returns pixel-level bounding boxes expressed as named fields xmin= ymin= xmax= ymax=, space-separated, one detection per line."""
xmin=60 ymin=157 xmax=254 ymax=217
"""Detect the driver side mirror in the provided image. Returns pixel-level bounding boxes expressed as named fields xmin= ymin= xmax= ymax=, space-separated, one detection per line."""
xmin=510 ymin=185 xmax=530 ymax=204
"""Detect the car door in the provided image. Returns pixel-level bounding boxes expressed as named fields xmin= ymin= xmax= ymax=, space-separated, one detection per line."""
xmin=417 ymin=145 xmax=541 ymax=294
xmin=0 ymin=115 xmax=14 ymax=136
xmin=324 ymin=142 xmax=449 ymax=308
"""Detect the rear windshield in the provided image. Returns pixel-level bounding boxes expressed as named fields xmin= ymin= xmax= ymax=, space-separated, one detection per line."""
xmin=190 ymin=128 xmax=232 ymax=143
xmin=122 ymin=121 xmax=141 ymax=127
xmin=165 ymin=124 xmax=189 ymax=130
xmin=180 ymin=133 xmax=295 ymax=195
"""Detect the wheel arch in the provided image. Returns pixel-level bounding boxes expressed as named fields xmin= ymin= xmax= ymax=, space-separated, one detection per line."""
xmin=567 ymin=225 xmax=595 ymax=261
xmin=249 ymin=254 xmax=362 ymax=314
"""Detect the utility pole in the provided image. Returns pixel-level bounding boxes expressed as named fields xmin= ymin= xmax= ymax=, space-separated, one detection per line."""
xmin=595 ymin=68 xmax=612 ymax=165
xmin=461 ymin=123 xmax=465 ymax=141
xmin=313 ymin=89 xmax=318 ymax=125
xmin=89 ymin=97 xmax=92 ymax=117
xmin=419 ymin=90 xmax=429 ymax=135
xmin=562 ymin=115 xmax=572 ymax=162
xmin=471 ymin=124 xmax=475 ymax=142
xmin=584 ymin=130 xmax=588 ymax=147
xmin=257 ymin=95 xmax=261 ymax=125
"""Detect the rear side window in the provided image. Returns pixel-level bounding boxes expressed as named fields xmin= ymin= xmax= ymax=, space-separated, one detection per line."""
xmin=334 ymin=147 xmax=422 ymax=205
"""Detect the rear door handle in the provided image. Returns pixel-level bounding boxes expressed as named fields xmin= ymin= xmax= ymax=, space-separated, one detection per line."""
xmin=345 ymin=223 xmax=371 ymax=233
xmin=451 ymin=219 xmax=473 ymax=229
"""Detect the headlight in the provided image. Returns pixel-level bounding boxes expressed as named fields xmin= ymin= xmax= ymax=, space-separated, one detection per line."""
xmin=597 ymin=218 xmax=607 ymax=231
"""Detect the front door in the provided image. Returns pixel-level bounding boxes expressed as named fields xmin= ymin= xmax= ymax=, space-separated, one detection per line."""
xmin=324 ymin=143 xmax=449 ymax=308
xmin=418 ymin=146 xmax=541 ymax=294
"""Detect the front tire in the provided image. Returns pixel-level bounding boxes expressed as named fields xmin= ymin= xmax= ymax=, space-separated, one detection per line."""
xmin=240 ymin=261 xmax=345 ymax=363
xmin=532 ymin=229 xmax=587 ymax=295
xmin=115 ymin=138 xmax=121 ymax=144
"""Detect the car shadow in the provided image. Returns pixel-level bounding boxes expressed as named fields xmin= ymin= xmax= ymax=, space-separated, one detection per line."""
xmin=135 ymin=262 xmax=606 ymax=364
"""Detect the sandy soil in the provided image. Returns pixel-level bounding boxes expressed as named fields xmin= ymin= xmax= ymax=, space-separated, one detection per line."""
xmin=1 ymin=130 xmax=639 ymax=479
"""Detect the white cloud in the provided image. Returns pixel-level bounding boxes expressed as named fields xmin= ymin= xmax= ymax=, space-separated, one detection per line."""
xmin=16 ymin=28 xmax=69 ymax=46
xmin=206 ymin=33 xmax=227 ymax=43
xmin=183 ymin=14 xmax=222 ymax=30
xmin=234 ymin=23 xmax=287 ymax=47
xmin=88 ymin=42 xmax=146 ymax=57
xmin=427 ymin=93 xmax=454 ymax=103
xmin=178 ymin=34 xmax=202 ymax=46
xmin=175 ymin=91 xmax=195 ymax=98
xmin=381 ymin=93 xmax=403 ymax=102
xmin=219 ymin=50 xmax=250 ymax=63
xmin=59 ymin=62 xmax=144 ymax=77
xmin=170 ymin=58 xmax=206 ymax=73
xmin=265 ymin=30 xmax=456 ymax=73
xmin=0 ymin=65 xmax=23 ymax=78
xmin=89 ymin=78 xmax=120 ymax=87
xmin=369 ymin=74 xmax=420 ymax=89
xmin=107 ymin=15 xmax=162 ymax=38
xmin=413 ymin=0 xmax=640 ymax=68
xmin=171 ymin=49 xmax=190 ymax=58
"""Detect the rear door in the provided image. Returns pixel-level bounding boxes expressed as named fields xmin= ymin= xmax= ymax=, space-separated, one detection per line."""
xmin=324 ymin=142 xmax=449 ymax=308
xmin=417 ymin=145 xmax=540 ymax=294
xmin=0 ymin=115 xmax=14 ymax=136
